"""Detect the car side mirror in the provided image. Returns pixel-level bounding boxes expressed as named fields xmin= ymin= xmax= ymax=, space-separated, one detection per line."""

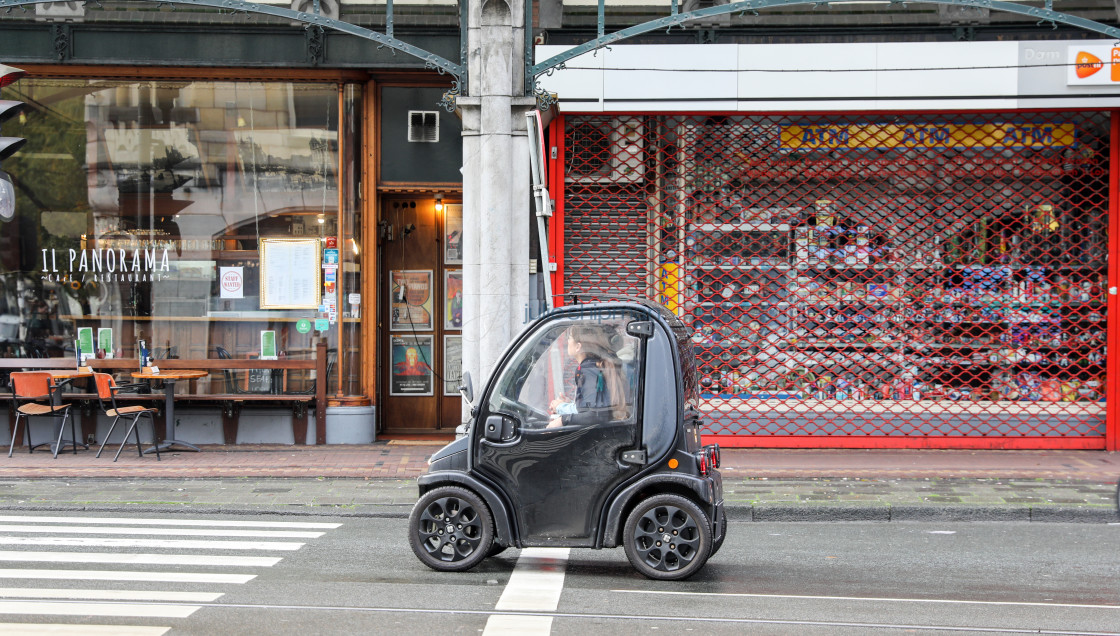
xmin=459 ymin=372 xmax=474 ymax=405
xmin=483 ymin=414 xmax=516 ymax=442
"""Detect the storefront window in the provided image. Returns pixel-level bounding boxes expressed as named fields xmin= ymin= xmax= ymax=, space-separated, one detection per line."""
xmin=562 ymin=112 xmax=1109 ymax=439
xmin=0 ymin=78 xmax=361 ymax=395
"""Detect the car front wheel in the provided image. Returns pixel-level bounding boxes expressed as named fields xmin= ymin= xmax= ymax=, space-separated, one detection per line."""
xmin=409 ymin=486 xmax=494 ymax=572
xmin=623 ymin=493 xmax=712 ymax=580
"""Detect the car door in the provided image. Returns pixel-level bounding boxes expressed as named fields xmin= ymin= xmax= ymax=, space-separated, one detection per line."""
xmin=474 ymin=309 xmax=645 ymax=546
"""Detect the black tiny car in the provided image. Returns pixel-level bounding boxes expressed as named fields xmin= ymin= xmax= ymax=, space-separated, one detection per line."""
xmin=408 ymin=299 xmax=724 ymax=580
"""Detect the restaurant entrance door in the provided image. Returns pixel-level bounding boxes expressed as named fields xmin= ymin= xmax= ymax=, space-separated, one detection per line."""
xmin=379 ymin=195 xmax=462 ymax=433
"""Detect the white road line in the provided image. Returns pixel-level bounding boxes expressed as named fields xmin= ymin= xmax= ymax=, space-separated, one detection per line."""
xmin=611 ymin=589 xmax=1120 ymax=610
xmin=484 ymin=547 xmax=570 ymax=636
xmin=482 ymin=615 xmax=556 ymax=634
xmin=0 ymin=600 xmax=199 ymax=618
xmin=0 ymin=524 xmax=323 ymax=539
xmin=0 ymin=551 xmax=282 ymax=567
xmin=0 ymin=587 xmax=222 ymax=602
xmin=0 ymin=568 xmax=255 ymax=584
xmin=0 ymin=515 xmax=340 ymax=529
xmin=0 ymin=623 xmax=169 ymax=635
xmin=494 ymin=548 xmax=570 ymax=611
xmin=0 ymin=536 xmax=304 ymax=551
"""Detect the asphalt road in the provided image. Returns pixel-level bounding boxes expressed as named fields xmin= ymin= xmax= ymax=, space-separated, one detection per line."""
xmin=0 ymin=512 xmax=1117 ymax=635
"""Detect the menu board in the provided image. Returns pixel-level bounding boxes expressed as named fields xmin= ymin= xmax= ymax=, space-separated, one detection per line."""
xmin=260 ymin=238 xmax=321 ymax=309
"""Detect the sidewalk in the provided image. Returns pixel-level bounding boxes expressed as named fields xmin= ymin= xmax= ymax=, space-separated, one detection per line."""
xmin=0 ymin=443 xmax=1117 ymax=522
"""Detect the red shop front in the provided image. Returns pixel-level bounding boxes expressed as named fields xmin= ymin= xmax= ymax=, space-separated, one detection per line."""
xmin=546 ymin=111 xmax=1118 ymax=450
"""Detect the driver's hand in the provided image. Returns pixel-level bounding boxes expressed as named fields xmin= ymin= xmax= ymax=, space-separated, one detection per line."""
xmin=549 ymin=395 xmax=568 ymax=413
xmin=547 ymin=417 xmax=562 ymax=428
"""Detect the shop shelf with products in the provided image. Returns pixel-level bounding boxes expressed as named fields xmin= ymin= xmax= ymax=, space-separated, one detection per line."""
xmin=681 ymin=205 xmax=801 ymax=397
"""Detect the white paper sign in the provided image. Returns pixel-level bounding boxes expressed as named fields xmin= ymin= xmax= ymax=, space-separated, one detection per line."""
xmin=260 ymin=238 xmax=321 ymax=309
xmin=220 ymin=267 xmax=244 ymax=299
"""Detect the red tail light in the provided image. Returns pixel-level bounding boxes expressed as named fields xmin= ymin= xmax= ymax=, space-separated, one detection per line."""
xmin=710 ymin=444 xmax=721 ymax=469
xmin=697 ymin=450 xmax=709 ymax=476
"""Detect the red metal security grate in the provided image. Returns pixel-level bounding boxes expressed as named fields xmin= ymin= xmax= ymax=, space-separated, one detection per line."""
xmin=556 ymin=112 xmax=1110 ymax=447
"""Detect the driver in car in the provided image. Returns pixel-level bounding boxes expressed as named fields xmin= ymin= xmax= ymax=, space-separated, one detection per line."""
xmin=547 ymin=325 xmax=629 ymax=428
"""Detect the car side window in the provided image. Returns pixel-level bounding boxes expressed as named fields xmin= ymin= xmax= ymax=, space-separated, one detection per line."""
xmin=487 ymin=313 xmax=641 ymax=429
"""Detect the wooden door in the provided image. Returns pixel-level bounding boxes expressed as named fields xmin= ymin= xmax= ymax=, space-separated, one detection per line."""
xmin=379 ymin=195 xmax=461 ymax=432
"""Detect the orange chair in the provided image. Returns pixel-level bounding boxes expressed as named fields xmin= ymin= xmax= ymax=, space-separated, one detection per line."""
xmin=8 ymin=371 xmax=77 ymax=459
xmin=92 ymin=373 xmax=161 ymax=462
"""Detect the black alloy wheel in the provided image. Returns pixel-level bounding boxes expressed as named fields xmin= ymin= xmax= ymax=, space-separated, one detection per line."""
xmin=408 ymin=486 xmax=494 ymax=572
xmin=623 ymin=494 xmax=712 ymax=581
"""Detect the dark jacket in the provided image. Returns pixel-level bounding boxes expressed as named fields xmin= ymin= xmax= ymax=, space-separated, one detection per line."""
xmin=560 ymin=355 xmax=614 ymax=427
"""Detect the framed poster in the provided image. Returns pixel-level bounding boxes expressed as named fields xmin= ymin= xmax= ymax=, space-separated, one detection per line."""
xmin=260 ymin=238 xmax=321 ymax=309
xmin=444 ymin=203 xmax=463 ymax=265
xmin=391 ymin=334 xmax=434 ymax=396
xmin=445 ymin=270 xmax=463 ymax=330
xmin=443 ymin=335 xmax=462 ymax=396
xmin=390 ymin=270 xmax=434 ymax=331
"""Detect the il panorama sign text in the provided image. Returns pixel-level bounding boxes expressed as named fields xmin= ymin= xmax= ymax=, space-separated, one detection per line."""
xmin=40 ymin=247 xmax=172 ymax=283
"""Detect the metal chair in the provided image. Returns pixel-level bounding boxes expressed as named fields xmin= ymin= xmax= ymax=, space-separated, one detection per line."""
xmin=93 ymin=373 xmax=161 ymax=462
xmin=8 ymin=371 xmax=76 ymax=459
xmin=215 ymin=346 xmax=251 ymax=394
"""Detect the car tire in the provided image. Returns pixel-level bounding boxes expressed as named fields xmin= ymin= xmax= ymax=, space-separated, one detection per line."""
xmin=409 ymin=486 xmax=494 ymax=572
xmin=623 ymin=493 xmax=712 ymax=581
xmin=709 ymin=511 xmax=727 ymax=558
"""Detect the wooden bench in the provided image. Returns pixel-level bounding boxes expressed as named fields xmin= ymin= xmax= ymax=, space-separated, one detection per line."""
xmin=2 ymin=341 xmax=329 ymax=445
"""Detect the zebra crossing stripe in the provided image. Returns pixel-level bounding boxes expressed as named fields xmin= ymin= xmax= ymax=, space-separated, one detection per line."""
xmin=0 ymin=525 xmax=323 ymax=539
xmin=484 ymin=548 xmax=571 ymax=636
xmin=0 ymin=624 xmax=169 ymax=635
xmin=0 ymin=568 xmax=255 ymax=584
xmin=0 ymin=587 xmax=222 ymax=602
xmin=0 ymin=600 xmax=199 ymax=618
xmin=0 ymin=536 xmax=304 ymax=551
xmin=0 ymin=550 xmax=281 ymax=567
xmin=0 ymin=515 xmax=340 ymax=529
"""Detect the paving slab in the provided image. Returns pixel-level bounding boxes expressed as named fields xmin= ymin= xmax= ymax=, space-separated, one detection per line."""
xmin=0 ymin=443 xmax=1115 ymax=522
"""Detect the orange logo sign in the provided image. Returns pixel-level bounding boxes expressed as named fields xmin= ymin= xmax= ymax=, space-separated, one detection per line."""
xmin=1112 ymin=48 xmax=1120 ymax=82
xmin=1075 ymin=51 xmax=1103 ymax=79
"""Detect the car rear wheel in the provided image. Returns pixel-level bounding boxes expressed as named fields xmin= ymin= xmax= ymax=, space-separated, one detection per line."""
xmin=409 ymin=486 xmax=494 ymax=572
xmin=623 ymin=494 xmax=711 ymax=581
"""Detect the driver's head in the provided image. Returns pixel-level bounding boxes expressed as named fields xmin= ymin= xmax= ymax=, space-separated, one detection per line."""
xmin=568 ymin=325 xmax=614 ymax=360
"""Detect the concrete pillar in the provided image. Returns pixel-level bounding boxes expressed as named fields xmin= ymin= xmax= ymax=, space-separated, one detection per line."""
xmin=458 ymin=0 xmax=534 ymax=424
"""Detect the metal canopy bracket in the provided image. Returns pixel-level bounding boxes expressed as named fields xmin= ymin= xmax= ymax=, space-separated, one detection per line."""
xmin=528 ymin=0 xmax=1120 ymax=92
xmin=0 ymin=0 xmax=466 ymax=109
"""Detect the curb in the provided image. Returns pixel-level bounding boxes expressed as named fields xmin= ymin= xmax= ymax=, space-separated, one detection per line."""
xmin=2 ymin=502 xmax=1115 ymax=522
xmin=0 ymin=503 xmax=413 ymax=518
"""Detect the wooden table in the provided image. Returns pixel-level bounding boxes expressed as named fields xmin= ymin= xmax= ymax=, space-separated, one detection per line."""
xmin=132 ymin=369 xmax=208 ymax=452
xmin=44 ymin=368 xmax=94 ymax=382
